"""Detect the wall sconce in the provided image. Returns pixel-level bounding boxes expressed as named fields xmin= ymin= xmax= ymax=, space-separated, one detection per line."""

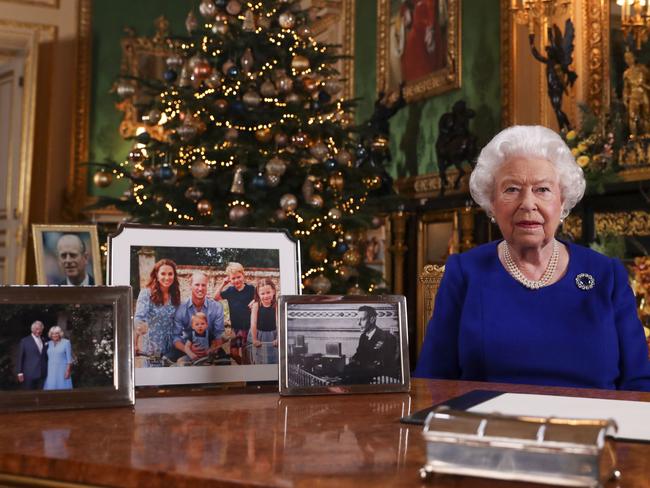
xmin=617 ymin=0 xmax=650 ymax=50
xmin=510 ymin=0 xmax=572 ymax=33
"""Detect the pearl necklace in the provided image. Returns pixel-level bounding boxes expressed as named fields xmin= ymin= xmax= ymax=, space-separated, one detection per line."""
xmin=502 ymin=240 xmax=559 ymax=290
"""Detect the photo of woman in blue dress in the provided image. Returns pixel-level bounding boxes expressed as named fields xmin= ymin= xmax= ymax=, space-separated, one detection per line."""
xmin=43 ymin=326 xmax=73 ymax=390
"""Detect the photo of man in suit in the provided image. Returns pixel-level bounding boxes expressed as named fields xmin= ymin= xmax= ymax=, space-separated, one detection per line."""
xmin=343 ymin=305 xmax=399 ymax=383
xmin=16 ymin=321 xmax=48 ymax=390
xmin=56 ymin=234 xmax=95 ymax=286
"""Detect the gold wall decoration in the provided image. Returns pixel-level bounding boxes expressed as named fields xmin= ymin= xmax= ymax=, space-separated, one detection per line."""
xmin=395 ymin=169 xmax=468 ymax=200
xmin=595 ymin=210 xmax=650 ymax=236
xmin=376 ymin=0 xmax=461 ymax=102
xmin=583 ymin=0 xmax=608 ymax=117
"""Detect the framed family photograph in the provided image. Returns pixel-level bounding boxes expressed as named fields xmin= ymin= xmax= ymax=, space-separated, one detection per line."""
xmin=278 ymin=295 xmax=410 ymax=396
xmin=32 ymin=224 xmax=103 ymax=286
xmin=376 ymin=0 xmax=461 ymax=102
xmin=0 ymin=286 xmax=134 ymax=412
xmin=108 ymin=224 xmax=301 ymax=387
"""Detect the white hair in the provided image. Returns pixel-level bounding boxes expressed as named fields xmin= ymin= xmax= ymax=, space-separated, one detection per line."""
xmin=469 ymin=125 xmax=585 ymax=218
xmin=48 ymin=326 xmax=64 ymax=339
xmin=31 ymin=321 xmax=43 ymax=332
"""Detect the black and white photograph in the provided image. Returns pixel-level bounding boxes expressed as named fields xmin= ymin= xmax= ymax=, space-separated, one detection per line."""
xmin=0 ymin=286 xmax=133 ymax=412
xmin=109 ymin=224 xmax=301 ymax=386
xmin=279 ymin=295 xmax=409 ymax=395
xmin=32 ymin=224 xmax=103 ymax=286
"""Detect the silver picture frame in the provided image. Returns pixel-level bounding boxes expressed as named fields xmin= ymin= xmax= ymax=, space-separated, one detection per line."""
xmin=279 ymin=294 xmax=410 ymax=396
xmin=0 ymin=286 xmax=134 ymax=412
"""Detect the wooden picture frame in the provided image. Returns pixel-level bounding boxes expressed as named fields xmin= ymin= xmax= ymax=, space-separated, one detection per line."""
xmin=278 ymin=294 xmax=410 ymax=396
xmin=32 ymin=224 xmax=103 ymax=286
xmin=108 ymin=223 xmax=301 ymax=387
xmin=377 ymin=0 xmax=461 ymax=102
xmin=0 ymin=286 xmax=133 ymax=412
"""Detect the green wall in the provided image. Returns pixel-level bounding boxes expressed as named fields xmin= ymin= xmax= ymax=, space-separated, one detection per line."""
xmin=354 ymin=0 xmax=501 ymax=178
xmin=88 ymin=0 xmax=502 ymax=196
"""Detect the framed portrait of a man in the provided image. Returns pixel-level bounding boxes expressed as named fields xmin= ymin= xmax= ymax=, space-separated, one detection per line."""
xmin=32 ymin=224 xmax=103 ymax=286
xmin=377 ymin=0 xmax=461 ymax=102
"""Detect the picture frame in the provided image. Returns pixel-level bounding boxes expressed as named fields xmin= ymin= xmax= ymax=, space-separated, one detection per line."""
xmin=278 ymin=294 xmax=410 ymax=396
xmin=108 ymin=223 xmax=301 ymax=387
xmin=0 ymin=286 xmax=134 ymax=412
xmin=32 ymin=224 xmax=103 ymax=286
xmin=363 ymin=215 xmax=392 ymax=290
xmin=377 ymin=0 xmax=461 ymax=102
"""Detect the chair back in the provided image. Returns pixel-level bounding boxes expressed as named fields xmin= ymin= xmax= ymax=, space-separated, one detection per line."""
xmin=417 ymin=264 xmax=445 ymax=355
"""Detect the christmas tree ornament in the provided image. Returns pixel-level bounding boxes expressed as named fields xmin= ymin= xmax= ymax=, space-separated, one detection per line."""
xmin=230 ymin=165 xmax=246 ymax=194
xmin=193 ymin=59 xmax=213 ymax=80
xmin=260 ymin=80 xmax=277 ymax=97
xmin=240 ymin=48 xmax=254 ymax=74
xmin=309 ymin=194 xmax=324 ymax=208
xmin=255 ymin=127 xmax=272 ymax=143
xmin=197 ymin=199 xmax=213 ymax=216
xmin=285 ymin=92 xmax=302 ymax=105
xmin=199 ymin=0 xmax=218 ymax=19
xmin=115 ymin=80 xmax=135 ymax=98
xmin=166 ymin=54 xmax=184 ymax=70
xmin=323 ymin=78 xmax=343 ymax=95
xmin=184 ymin=186 xmax=203 ymax=201
xmin=227 ymin=66 xmax=239 ymax=78
xmin=221 ymin=59 xmax=235 ymax=75
xmin=309 ymin=244 xmax=327 ymax=262
xmin=226 ymin=0 xmax=241 ymax=15
xmin=342 ymin=248 xmax=362 ymax=267
xmin=274 ymin=132 xmax=288 ymax=146
xmin=144 ymin=108 xmax=162 ymax=125
xmin=252 ymin=172 xmax=267 ymax=189
xmin=266 ymin=157 xmax=287 ymax=176
xmin=347 ymin=284 xmax=364 ymax=296
xmin=243 ymin=90 xmax=262 ymax=107
xmin=309 ymin=140 xmax=329 ymax=160
xmin=176 ymin=121 xmax=198 ymax=142
xmin=229 ymin=203 xmax=249 ymax=221
xmin=356 ymin=144 xmax=368 ymax=159
xmin=278 ymin=11 xmax=296 ymax=29
xmin=224 ymin=127 xmax=239 ymax=142
xmin=324 ymin=157 xmax=337 ymax=170
xmin=93 ymin=170 xmax=112 ymax=188
xmin=279 ymin=193 xmax=298 ymax=212
xmin=242 ymin=9 xmax=256 ymax=31
xmin=163 ymin=69 xmax=178 ymax=83
xmin=143 ymin=167 xmax=155 ymax=182
xmin=291 ymin=55 xmax=310 ymax=73
xmin=276 ymin=74 xmax=293 ymax=93
xmin=328 ymin=171 xmax=344 ymax=191
xmin=371 ymin=135 xmax=389 ymax=153
xmin=157 ymin=163 xmax=175 ymax=181
xmin=191 ymin=160 xmax=211 ymax=179
xmin=328 ymin=207 xmax=342 ymax=220
xmin=214 ymin=98 xmax=229 ymax=113
xmin=311 ymin=274 xmax=331 ymax=294
xmin=313 ymin=179 xmax=323 ymax=192
xmin=179 ymin=64 xmax=192 ymax=87
xmin=335 ymin=148 xmax=353 ymax=167
xmin=301 ymin=76 xmax=318 ymax=92
xmin=206 ymin=72 xmax=221 ymax=89
xmin=296 ymin=25 xmax=312 ymax=38
xmin=185 ymin=10 xmax=199 ymax=34
xmin=212 ymin=14 xmax=229 ymax=34
xmin=335 ymin=240 xmax=348 ymax=254
xmin=265 ymin=173 xmax=281 ymax=187
xmin=128 ymin=148 xmax=145 ymax=164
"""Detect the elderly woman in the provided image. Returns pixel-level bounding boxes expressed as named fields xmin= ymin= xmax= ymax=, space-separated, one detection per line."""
xmin=43 ymin=326 xmax=73 ymax=390
xmin=134 ymin=258 xmax=181 ymax=359
xmin=415 ymin=125 xmax=650 ymax=391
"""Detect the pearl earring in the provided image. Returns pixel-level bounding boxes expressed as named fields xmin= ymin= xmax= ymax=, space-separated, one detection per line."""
xmin=490 ymin=216 xmax=496 ymax=224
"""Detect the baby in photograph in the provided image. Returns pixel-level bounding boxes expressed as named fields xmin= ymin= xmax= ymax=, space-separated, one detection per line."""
xmin=178 ymin=312 xmax=212 ymax=365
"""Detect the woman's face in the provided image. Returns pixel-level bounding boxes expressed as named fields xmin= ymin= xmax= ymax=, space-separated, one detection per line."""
xmin=492 ymin=157 xmax=563 ymax=250
xmin=51 ymin=331 xmax=61 ymax=342
xmin=258 ymin=285 xmax=275 ymax=307
xmin=157 ymin=265 xmax=175 ymax=291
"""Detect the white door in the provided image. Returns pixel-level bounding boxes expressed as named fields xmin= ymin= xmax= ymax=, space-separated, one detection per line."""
xmin=0 ymin=55 xmax=26 ymax=284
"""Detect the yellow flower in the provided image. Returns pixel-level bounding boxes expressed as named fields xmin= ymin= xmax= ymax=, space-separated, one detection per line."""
xmin=577 ymin=142 xmax=588 ymax=152
xmin=577 ymin=155 xmax=590 ymax=168
xmin=566 ymin=130 xmax=577 ymax=141
xmin=571 ymin=147 xmax=580 ymax=157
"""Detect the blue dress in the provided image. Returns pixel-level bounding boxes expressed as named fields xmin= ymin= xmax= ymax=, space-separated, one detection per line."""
xmin=134 ymin=288 xmax=177 ymax=356
xmin=414 ymin=240 xmax=650 ymax=391
xmin=43 ymin=338 xmax=73 ymax=390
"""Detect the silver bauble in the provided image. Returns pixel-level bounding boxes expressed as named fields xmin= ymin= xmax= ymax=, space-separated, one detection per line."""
xmin=184 ymin=186 xmax=203 ymax=201
xmin=265 ymin=173 xmax=281 ymax=187
xmin=278 ymin=11 xmax=296 ymax=29
xmin=229 ymin=204 xmax=249 ymax=221
xmin=199 ymin=0 xmax=217 ymax=18
xmin=243 ymin=90 xmax=262 ymax=107
xmin=328 ymin=207 xmax=342 ymax=220
xmin=279 ymin=193 xmax=298 ymax=212
xmin=266 ymin=157 xmax=287 ymax=176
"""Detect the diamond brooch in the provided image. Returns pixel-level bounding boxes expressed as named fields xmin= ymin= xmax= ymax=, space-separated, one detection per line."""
xmin=575 ymin=273 xmax=595 ymax=290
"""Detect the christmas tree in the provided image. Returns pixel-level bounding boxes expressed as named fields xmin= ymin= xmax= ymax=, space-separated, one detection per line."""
xmin=92 ymin=0 xmax=398 ymax=294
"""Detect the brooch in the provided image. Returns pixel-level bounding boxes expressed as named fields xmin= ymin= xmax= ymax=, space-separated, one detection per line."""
xmin=575 ymin=273 xmax=595 ymax=290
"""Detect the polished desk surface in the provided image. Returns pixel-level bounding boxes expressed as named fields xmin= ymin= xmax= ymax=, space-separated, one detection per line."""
xmin=1 ymin=379 xmax=650 ymax=487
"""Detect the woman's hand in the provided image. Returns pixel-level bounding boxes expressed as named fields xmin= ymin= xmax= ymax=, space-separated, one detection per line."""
xmin=135 ymin=321 xmax=148 ymax=335
xmin=254 ymin=339 xmax=262 ymax=347
xmin=272 ymin=339 xmax=278 ymax=347
xmin=64 ymin=366 xmax=71 ymax=380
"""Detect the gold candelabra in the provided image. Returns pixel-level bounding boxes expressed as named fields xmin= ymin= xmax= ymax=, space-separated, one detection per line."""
xmin=510 ymin=0 xmax=572 ymax=33
xmin=617 ymin=0 xmax=650 ymax=50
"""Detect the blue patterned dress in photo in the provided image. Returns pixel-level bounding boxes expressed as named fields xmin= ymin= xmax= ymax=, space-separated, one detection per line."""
xmin=135 ymin=288 xmax=177 ymax=357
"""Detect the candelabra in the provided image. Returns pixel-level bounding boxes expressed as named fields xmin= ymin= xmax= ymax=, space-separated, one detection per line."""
xmin=617 ymin=0 xmax=650 ymax=50
xmin=510 ymin=0 xmax=572 ymax=33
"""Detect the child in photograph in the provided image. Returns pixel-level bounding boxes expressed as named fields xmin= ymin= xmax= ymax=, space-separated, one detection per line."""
xmin=179 ymin=312 xmax=212 ymax=365
xmin=214 ymin=262 xmax=255 ymax=364
xmin=249 ymin=278 xmax=278 ymax=365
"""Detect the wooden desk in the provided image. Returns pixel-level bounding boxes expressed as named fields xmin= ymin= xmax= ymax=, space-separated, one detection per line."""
xmin=1 ymin=379 xmax=649 ymax=487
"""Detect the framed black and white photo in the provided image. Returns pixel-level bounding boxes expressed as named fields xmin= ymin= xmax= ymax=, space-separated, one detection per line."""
xmin=278 ymin=295 xmax=409 ymax=396
xmin=108 ymin=224 xmax=301 ymax=387
xmin=32 ymin=224 xmax=103 ymax=286
xmin=0 ymin=286 xmax=133 ymax=412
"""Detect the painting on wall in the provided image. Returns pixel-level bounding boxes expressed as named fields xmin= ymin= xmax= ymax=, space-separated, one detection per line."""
xmin=377 ymin=0 xmax=461 ymax=102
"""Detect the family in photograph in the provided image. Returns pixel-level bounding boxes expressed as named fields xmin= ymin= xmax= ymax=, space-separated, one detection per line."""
xmin=133 ymin=260 xmax=278 ymax=367
xmin=16 ymin=321 xmax=74 ymax=391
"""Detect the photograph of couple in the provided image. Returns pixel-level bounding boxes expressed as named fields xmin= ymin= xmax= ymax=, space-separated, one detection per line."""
xmin=1 ymin=303 xmax=115 ymax=393
xmin=131 ymin=245 xmax=280 ymax=370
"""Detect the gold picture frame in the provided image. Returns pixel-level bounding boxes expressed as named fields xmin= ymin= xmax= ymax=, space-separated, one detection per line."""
xmin=32 ymin=224 xmax=103 ymax=286
xmin=377 ymin=0 xmax=461 ymax=102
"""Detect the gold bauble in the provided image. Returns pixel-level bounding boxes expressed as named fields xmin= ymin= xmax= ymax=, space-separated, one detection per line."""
xmin=93 ymin=170 xmax=112 ymax=188
xmin=308 ymin=194 xmax=324 ymax=208
xmin=328 ymin=171 xmax=344 ymax=192
xmin=336 ymin=149 xmax=354 ymax=167
xmin=279 ymin=193 xmax=298 ymax=212
xmin=291 ymin=55 xmax=310 ymax=73
xmin=197 ymin=199 xmax=213 ymax=216
xmin=128 ymin=148 xmax=145 ymax=164
xmin=243 ymin=90 xmax=262 ymax=107
xmin=278 ymin=11 xmax=296 ymax=29
xmin=255 ymin=127 xmax=272 ymax=143
xmin=191 ymin=161 xmax=211 ymax=179
xmin=266 ymin=157 xmax=287 ymax=176
xmin=199 ymin=0 xmax=218 ymax=18
xmin=309 ymin=140 xmax=329 ymax=160
xmin=193 ymin=59 xmax=213 ymax=80
xmin=311 ymin=274 xmax=331 ymax=294
xmin=342 ymin=248 xmax=362 ymax=267
xmin=266 ymin=173 xmax=281 ymax=187
xmin=309 ymin=244 xmax=327 ymax=262
xmin=260 ymin=80 xmax=277 ymax=97
xmin=328 ymin=207 xmax=342 ymax=220
xmin=229 ymin=204 xmax=249 ymax=221
xmin=226 ymin=0 xmax=242 ymax=15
